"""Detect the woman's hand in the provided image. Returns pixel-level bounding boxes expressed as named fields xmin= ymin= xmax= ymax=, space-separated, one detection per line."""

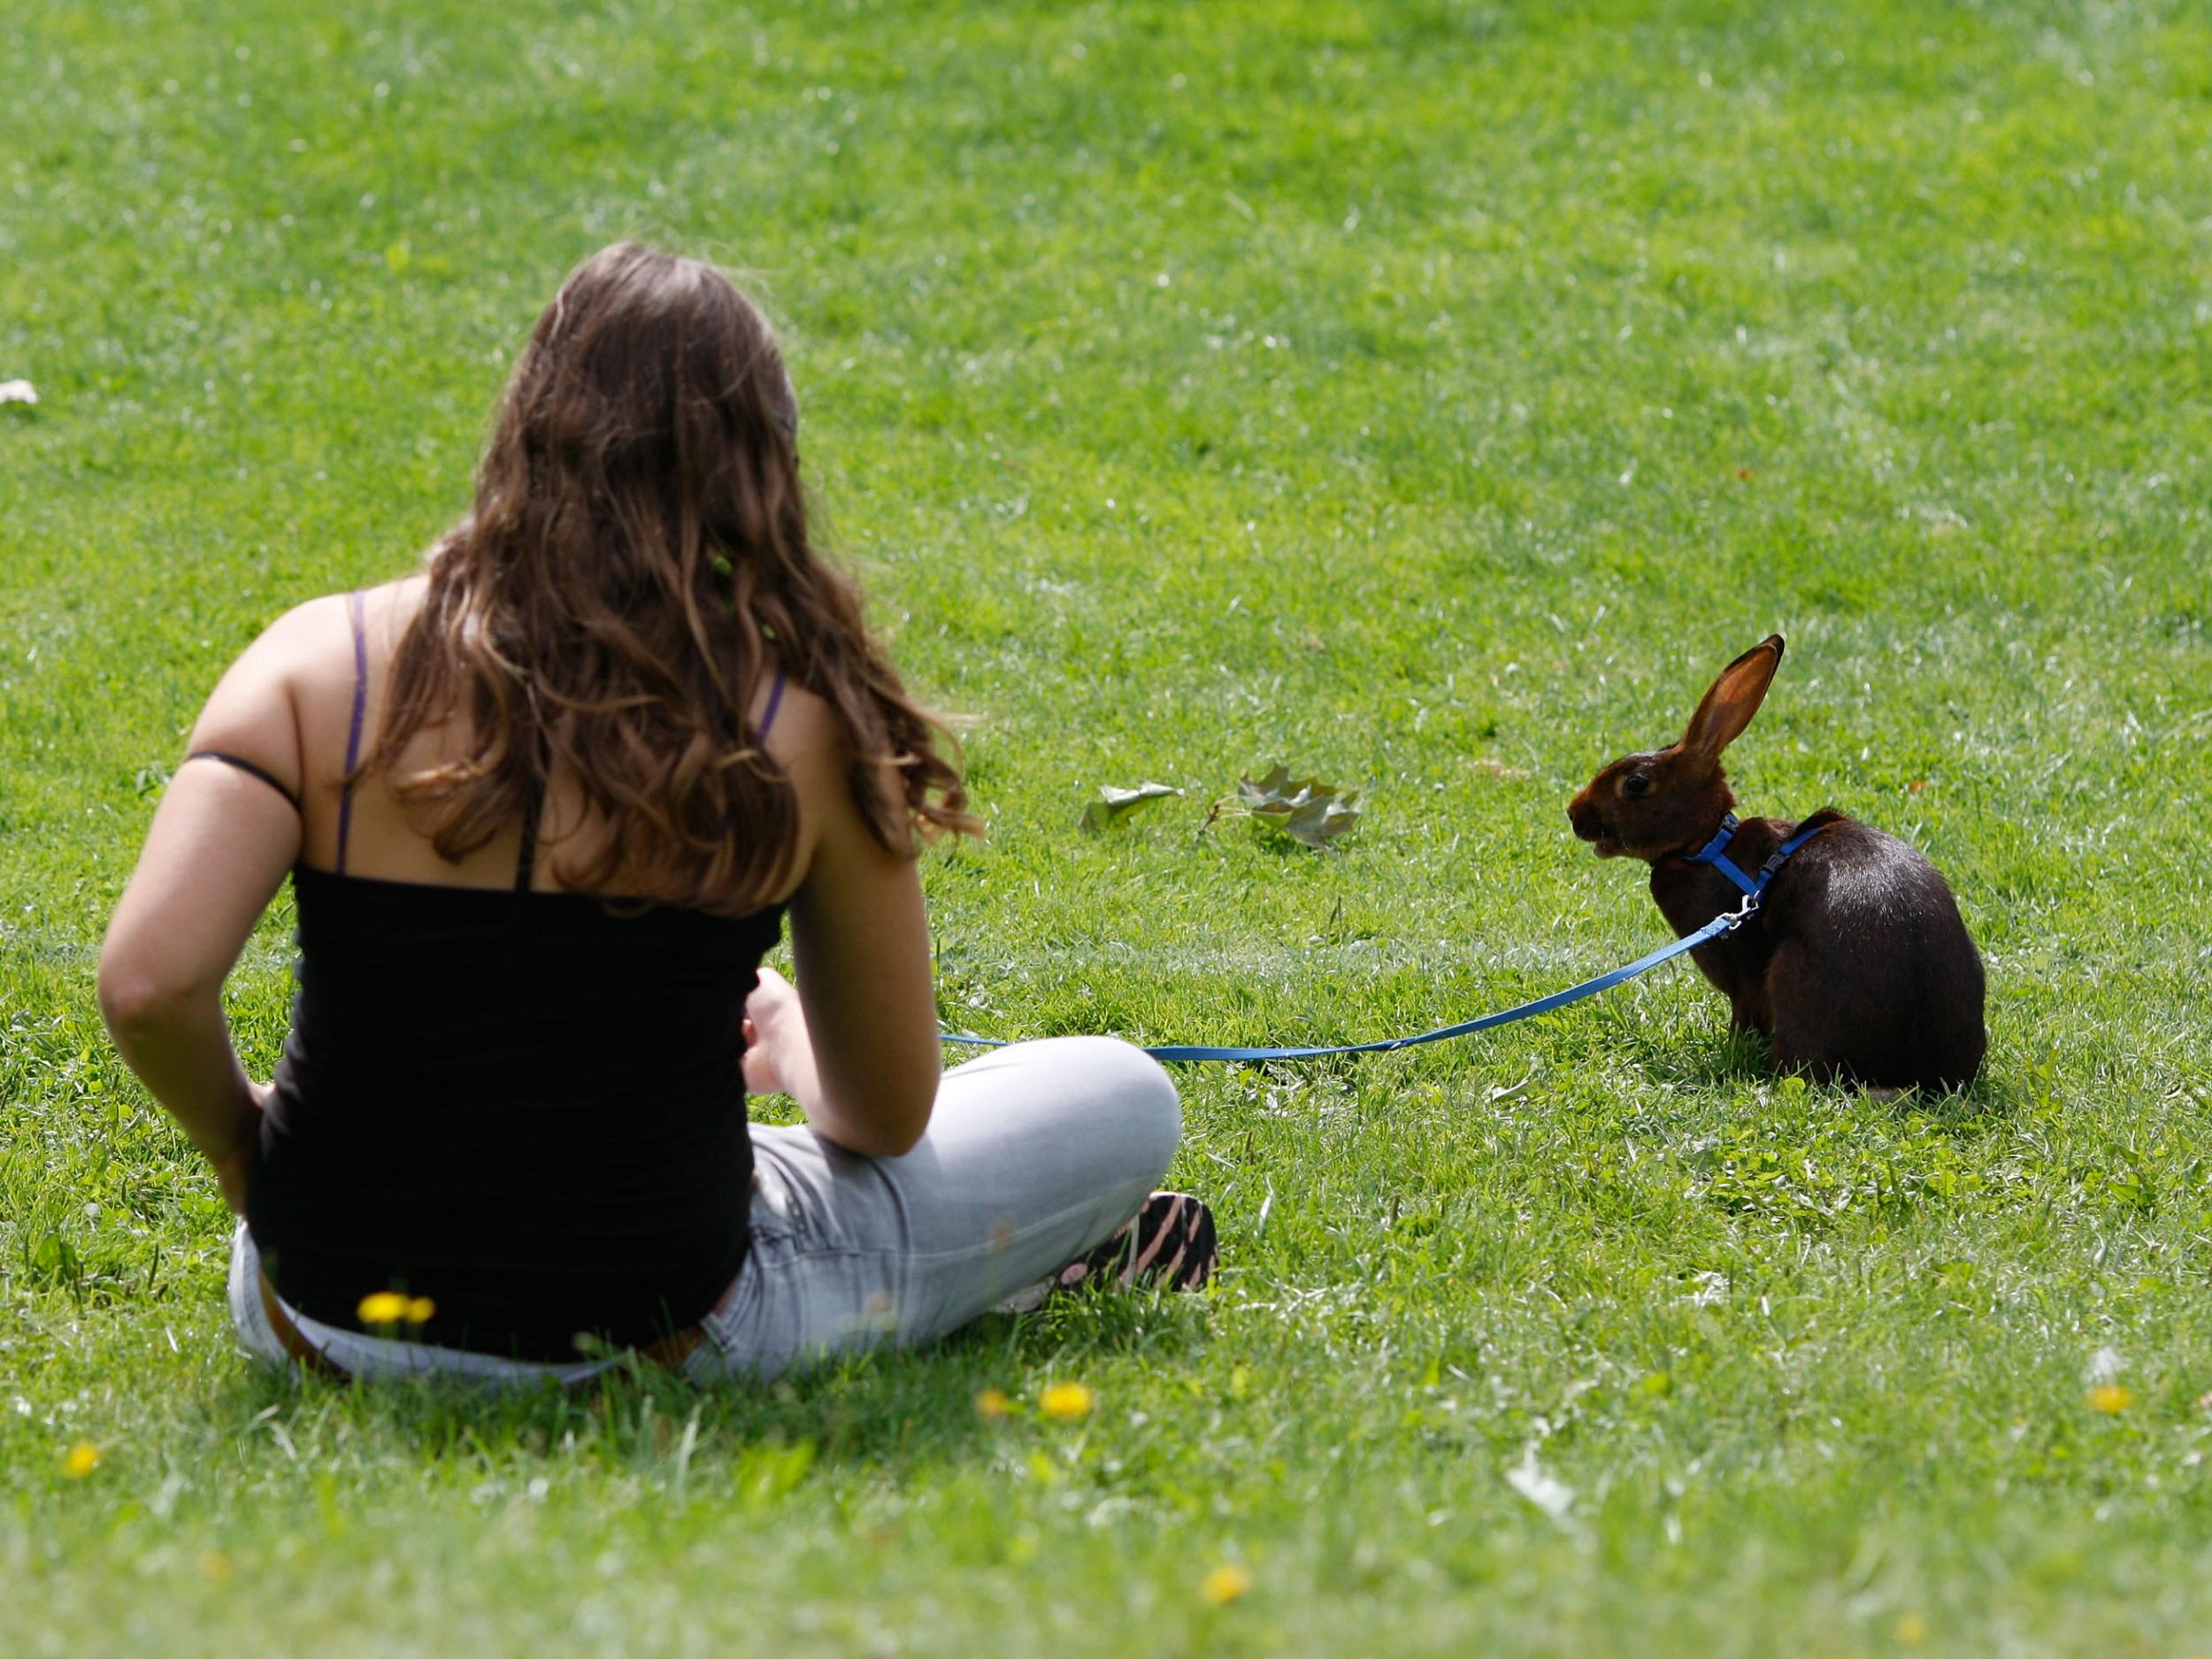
xmin=741 ymin=966 xmax=812 ymax=1098
xmin=206 ymin=1081 xmax=269 ymax=1217
xmin=743 ymin=964 xmax=930 ymax=1159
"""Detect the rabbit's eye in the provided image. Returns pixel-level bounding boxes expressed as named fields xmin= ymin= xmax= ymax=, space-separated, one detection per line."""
xmin=1621 ymin=773 xmax=1653 ymax=798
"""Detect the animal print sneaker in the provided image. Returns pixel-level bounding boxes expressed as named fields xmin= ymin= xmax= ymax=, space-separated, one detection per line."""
xmin=995 ymin=1192 xmax=1218 ymax=1314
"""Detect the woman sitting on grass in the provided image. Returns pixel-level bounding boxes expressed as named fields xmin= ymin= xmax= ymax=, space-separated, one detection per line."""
xmin=98 ymin=242 xmax=1215 ymax=1383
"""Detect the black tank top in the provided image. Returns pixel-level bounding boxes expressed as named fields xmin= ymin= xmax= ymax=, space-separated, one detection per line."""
xmin=234 ymin=593 xmax=787 ymax=1361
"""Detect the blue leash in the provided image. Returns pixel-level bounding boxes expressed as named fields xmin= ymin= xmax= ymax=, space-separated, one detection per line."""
xmin=940 ymin=817 xmax=1833 ymax=1065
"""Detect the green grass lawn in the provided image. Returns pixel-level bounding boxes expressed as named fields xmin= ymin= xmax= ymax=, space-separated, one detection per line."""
xmin=6 ymin=0 xmax=2212 ymax=1651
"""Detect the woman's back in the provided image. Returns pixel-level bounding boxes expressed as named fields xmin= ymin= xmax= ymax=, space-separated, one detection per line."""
xmin=243 ymin=581 xmax=794 ymax=1359
xmin=261 ymin=869 xmax=779 ymax=1356
xmin=273 ymin=579 xmax=803 ymax=895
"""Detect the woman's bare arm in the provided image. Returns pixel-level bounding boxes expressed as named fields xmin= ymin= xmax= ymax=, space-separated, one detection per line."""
xmin=743 ymin=704 xmax=941 ymax=1158
xmin=99 ymin=614 xmax=310 ymax=1211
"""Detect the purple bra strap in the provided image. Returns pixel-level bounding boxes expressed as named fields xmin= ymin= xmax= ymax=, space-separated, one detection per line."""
xmin=758 ymin=669 xmax=787 ymax=739
xmin=334 ymin=590 xmax=368 ymax=874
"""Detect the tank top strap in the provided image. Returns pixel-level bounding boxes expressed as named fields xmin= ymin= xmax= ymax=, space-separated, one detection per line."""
xmin=758 ymin=668 xmax=787 ymax=740
xmin=334 ymin=590 xmax=369 ymax=875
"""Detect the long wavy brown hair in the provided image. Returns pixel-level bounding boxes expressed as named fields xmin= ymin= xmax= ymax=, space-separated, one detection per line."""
xmin=367 ymin=242 xmax=978 ymax=913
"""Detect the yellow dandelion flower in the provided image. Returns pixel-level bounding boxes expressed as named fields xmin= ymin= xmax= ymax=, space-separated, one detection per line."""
xmin=357 ymin=1291 xmax=408 ymax=1325
xmin=1893 ymin=1611 xmax=1928 ymax=1647
xmin=200 ymin=1550 xmax=234 ymax=1584
xmin=973 ymin=1388 xmax=1011 ymax=1421
xmin=2087 ymin=1384 xmax=2134 ymax=1415
xmin=62 ymin=1440 xmax=101 ymax=1479
xmin=1201 ymin=1563 xmax=1253 ymax=1606
xmin=404 ymin=1296 xmax=436 ymax=1325
xmin=1038 ymin=1381 xmax=1094 ymax=1421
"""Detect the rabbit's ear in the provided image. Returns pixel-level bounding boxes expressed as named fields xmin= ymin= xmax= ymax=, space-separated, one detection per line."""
xmin=1681 ymin=635 xmax=1785 ymax=763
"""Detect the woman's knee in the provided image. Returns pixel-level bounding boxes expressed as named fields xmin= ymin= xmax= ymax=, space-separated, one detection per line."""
xmin=944 ymin=1034 xmax=1183 ymax=1182
xmin=1050 ymin=1035 xmax=1181 ymax=1174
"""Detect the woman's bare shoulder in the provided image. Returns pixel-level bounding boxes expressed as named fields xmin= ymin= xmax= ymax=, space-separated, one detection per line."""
xmin=237 ymin=575 xmax=417 ymax=654
xmin=188 ymin=577 xmax=426 ymax=776
xmin=762 ymin=676 xmax=838 ymax=763
xmin=764 ymin=680 xmax=879 ymax=857
xmin=241 ymin=575 xmax=424 ymax=693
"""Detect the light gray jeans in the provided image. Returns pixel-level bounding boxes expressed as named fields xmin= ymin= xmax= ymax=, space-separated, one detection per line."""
xmin=228 ymin=1037 xmax=1181 ymax=1385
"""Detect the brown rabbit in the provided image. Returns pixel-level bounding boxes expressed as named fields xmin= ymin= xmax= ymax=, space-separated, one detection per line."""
xmin=1566 ymin=635 xmax=1985 ymax=1093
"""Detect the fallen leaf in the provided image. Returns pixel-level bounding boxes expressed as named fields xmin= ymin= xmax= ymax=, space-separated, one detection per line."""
xmin=1079 ymin=781 xmax=1180 ymax=833
xmin=1505 ymin=1447 xmax=1574 ymax=1524
xmin=1232 ymin=764 xmax=1360 ymax=849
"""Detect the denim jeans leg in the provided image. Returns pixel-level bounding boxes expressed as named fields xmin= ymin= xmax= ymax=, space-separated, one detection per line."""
xmin=696 ymin=1037 xmax=1180 ymax=1381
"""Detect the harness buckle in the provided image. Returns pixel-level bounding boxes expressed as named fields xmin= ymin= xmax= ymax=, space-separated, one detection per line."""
xmin=1718 ymin=891 xmax=1765 ymax=931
